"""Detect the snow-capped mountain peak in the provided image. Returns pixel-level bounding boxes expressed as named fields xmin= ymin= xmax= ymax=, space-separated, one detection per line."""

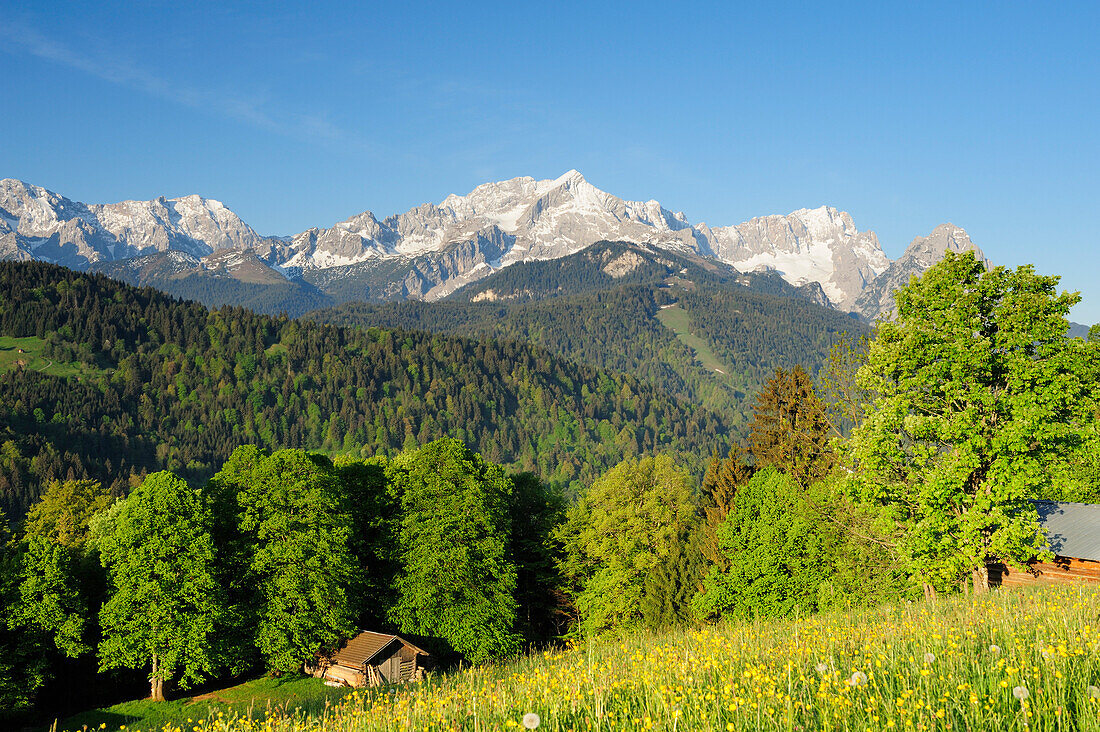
xmin=0 ymin=172 xmax=979 ymax=317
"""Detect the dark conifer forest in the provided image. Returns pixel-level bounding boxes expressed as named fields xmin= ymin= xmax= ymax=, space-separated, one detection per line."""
xmin=0 ymin=261 xmax=728 ymax=519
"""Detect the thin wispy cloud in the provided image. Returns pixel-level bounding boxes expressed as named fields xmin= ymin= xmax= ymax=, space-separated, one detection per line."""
xmin=0 ymin=20 xmax=376 ymax=153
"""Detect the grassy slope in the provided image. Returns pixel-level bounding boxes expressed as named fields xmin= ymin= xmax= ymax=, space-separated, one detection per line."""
xmin=55 ymin=676 xmax=351 ymax=731
xmin=59 ymin=585 xmax=1100 ymax=731
xmin=0 ymin=335 xmax=103 ymax=379
xmin=655 ymin=305 xmax=732 ymax=376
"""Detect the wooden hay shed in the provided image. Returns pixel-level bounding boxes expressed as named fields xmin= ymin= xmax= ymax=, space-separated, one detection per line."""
xmin=308 ymin=631 xmax=432 ymax=687
xmin=990 ymin=501 xmax=1100 ymax=586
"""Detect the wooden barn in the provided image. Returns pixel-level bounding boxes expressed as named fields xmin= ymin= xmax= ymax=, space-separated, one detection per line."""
xmin=308 ymin=631 xmax=433 ymax=687
xmin=990 ymin=501 xmax=1100 ymax=586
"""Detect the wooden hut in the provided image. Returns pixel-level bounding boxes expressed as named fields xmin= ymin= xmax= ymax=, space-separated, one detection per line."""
xmin=990 ymin=501 xmax=1100 ymax=586
xmin=308 ymin=631 xmax=433 ymax=687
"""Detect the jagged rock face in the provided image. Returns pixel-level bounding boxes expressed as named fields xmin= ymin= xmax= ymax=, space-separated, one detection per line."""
xmin=698 ymin=206 xmax=890 ymax=311
xmin=854 ymin=224 xmax=990 ymax=319
xmin=0 ymin=172 xmax=984 ymax=317
xmin=0 ymin=178 xmax=271 ymax=267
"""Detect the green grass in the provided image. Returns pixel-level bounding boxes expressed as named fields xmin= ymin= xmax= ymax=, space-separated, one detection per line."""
xmin=655 ymin=305 xmax=732 ymax=376
xmin=53 ymin=585 xmax=1100 ymax=731
xmin=54 ymin=676 xmax=352 ymax=732
xmin=0 ymin=335 xmax=104 ymax=379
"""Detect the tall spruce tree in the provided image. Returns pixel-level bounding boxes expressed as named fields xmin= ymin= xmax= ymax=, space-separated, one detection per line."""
xmin=508 ymin=472 xmax=566 ymax=643
xmin=749 ymin=365 xmax=834 ymax=487
xmin=699 ymin=445 xmax=754 ymax=569
xmin=97 ymin=471 xmax=220 ymax=701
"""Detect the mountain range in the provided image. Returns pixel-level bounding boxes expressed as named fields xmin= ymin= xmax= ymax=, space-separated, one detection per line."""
xmin=0 ymin=172 xmax=988 ymax=319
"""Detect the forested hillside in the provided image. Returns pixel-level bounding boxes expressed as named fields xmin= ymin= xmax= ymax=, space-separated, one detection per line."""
xmin=92 ymin=253 xmax=334 ymax=318
xmin=0 ymin=262 xmax=728 ymax=519
xmin=311 ymin=244 xmax=865 ymax=428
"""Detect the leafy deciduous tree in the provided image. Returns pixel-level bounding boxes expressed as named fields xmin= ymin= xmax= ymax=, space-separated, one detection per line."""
xmin=97 ymin=471 xmax=220 ymax=701
xmin=237 ymin=449 xmax=357 ymax=675
xmin=694 ymin=468 xmax=836 ymax=620
xmin=387 ymin=438 xmax=521 ymax=663
xmin=847 ymin=252 xmax=1096 ymax=592
xmin=11 ymin=479 xmax=111 ymax=659
xmin=558 ymin=454 xmax=699 ymax=636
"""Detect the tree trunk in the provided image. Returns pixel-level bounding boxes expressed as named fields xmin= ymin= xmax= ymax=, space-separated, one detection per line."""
xmin=150 ymin=654 xmax=166 ymax=702
xmin=922 ymin=582 xmax=937 ymax=601
xmin=972 ymin=565 xmax=990 ymax=594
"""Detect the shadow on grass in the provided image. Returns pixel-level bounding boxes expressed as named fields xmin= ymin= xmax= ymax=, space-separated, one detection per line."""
xmin=53 ymin=676 xmax=354 ymax=732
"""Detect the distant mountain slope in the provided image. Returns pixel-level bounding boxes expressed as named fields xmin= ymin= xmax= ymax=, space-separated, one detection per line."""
xmin=2 ymin=175 xmax=984 ymax=319
xmin=853 ymin=224 xmax=990 ymax=319
xmin=90 ymin=250 xmax=332 ymax=317
xmin=310 ymin=242 xmax=866 ymax=430
xmin=0 ymin=261 xmax=728 ymax=519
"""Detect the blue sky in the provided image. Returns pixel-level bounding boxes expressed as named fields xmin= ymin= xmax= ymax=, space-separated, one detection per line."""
xmin=2 ymin=2 xmax=1097 ymax=322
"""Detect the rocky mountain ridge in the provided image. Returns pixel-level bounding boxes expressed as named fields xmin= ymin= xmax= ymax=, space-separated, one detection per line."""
xmin=0 ymin=173 xmax=987 ymax=318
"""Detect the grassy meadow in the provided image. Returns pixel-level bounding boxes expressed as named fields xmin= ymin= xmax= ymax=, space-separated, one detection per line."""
xmin=59 ymin=584 xmax=1100 ymax=732
xmin=0 ymin=335 xmax=104 ymax=379
xmin=655 ymin=305 xmax=731 ymax=376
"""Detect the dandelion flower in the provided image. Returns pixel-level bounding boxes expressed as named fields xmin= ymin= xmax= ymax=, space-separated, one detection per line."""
xmin=850 ymin=671 xmax=868 ymax=687
xmin=523 ymin=712 xmax=541 ymax=730
xmin=1013 ymin=686 xmax=1030 ymax=701
xmin=923 ymin=652 xmax=936 ymax=664
xmin=1088 ymin=685 xmax=1100 ymax=699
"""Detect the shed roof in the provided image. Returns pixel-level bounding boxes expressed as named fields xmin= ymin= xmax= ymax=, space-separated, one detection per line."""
xmin=1035 ymin=501 xmax=1100 ymax=562
xmin=331 ymin=631 xmax=429 ymax=669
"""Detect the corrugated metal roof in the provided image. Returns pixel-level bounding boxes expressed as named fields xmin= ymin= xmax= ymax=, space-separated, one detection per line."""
xmin=1035 ymin=501 xmax=1100 ymax=562
xmin=330 ymin=631 xmax=429 ymax=669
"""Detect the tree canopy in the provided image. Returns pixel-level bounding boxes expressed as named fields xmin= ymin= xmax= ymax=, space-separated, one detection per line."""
xmin=96 ymin=471 xmax=220 ymax=701
xmin=557 ymin=455 xmax=699 ymax=636
xmin=387 ymin=438 xmax=521 ymax=663
xmin=235 ymin=448 xmax=358 ymax=675
xmin=846 ymin=252 xmax=1097 ymax=591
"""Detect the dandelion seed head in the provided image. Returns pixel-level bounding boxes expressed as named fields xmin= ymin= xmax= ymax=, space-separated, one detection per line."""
xmin=1013 ymin=686 xmax=1030 ymax=701
xmin=849 ymin=671 xmax=868 ymax=687
xmin=1089 ymin=685 xmax=1100 ymax=699
xmin=815 ymin=662 xmax=828 ymax=674
xmin=923 ymin=652 xmax=936 ymax=664
xmin=990 ymin=644 xmax=1001 ymax=654
xmin=523 ymin=712 xmax=541 ymax=729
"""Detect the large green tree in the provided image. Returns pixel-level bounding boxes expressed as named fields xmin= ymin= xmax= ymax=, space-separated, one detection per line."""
xmin=0 ymin=508 xmax=51 ymax=718
xmin=236 ymin=448 xmax=358 ymax=675
xmin=694 ymin=468 xmax=905 ymax=620
xmin=508 ymin=472 xmax=566 ymax=643
xmin=558 ymin=454 xmax=699 ymax=636
xmin=10 ymin=479 xmax=111 ymax=659
xmin=847 ymin=252 xmax=1097 ymax=592
xmin=387 ymin=438 xmax=521 ymax=663
xmin=694 ymin=468 xmax=837 ymax=620
xmin=97 ymin=471 xmax=221 ymax=701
